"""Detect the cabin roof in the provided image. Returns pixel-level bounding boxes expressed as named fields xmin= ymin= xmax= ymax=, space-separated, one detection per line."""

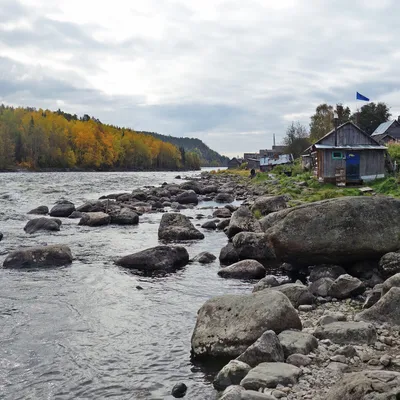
xmin=372 ymin=120 xmax=400 ymax=136
xmin=370 ymin=133 xmax=395 ymax=143
xmin=314 ymin=144 xmax=387 ymax=150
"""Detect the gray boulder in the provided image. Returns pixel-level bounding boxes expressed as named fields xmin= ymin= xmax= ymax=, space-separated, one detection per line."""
xmin=240 ymin=362 xmax=302 ymax=390
xmin=202 ymin=220 xmax=217 ymax=230
xmin=308 ymin=277 xmax=334 ymax=297
xmin=158 ymin=213 xmax=204 ymax=241
xmin=379 ymin=252 xmax=400 ymax=277
xmin=278 ymin=330 xmax=318 ymax=358
xmin=382 ymin=273 xmax=400 ymax=295
xmin=213 ymin=208 xmax=232 ymax=218
xmin=314 ymin=321 xmax=377 ymax=345
xmin=180 ymin=180 xmax=201 ymax=194
xmin=27 ymin=205 xmax=48 ymax=215
xmin=24 ymin=217 xmax=61 ymax=234
xmin=325 ymin=370 xmax=400 ymax=400
xmin=219 ymin=243 xmax=240 ymax=265
xmin=115 ymin=246 xmax=189 ymax=272
xmin=217 ymin=219 xmax=231 ymax=230
xmin=327 ymin=274 xmax=365 ymax=299
xmin=3 ymin=244 xmax=72 ymax=268
xmin=226 ymin=207 xmax=262 ymax=239
xmin=176 ymin=190 xmax=198 ymax=205
xmin=232 ymin=232 xmax=276 ymax=262
xmin=76 ymin=201 xmax=105 ymax=213
xmin=356 ymin=287 xmax=400 ymax=326
xmin=269 ymin=283 xmax=315 ymax=308
xmin=264 ymin=196 xmax=400 ymax=265
xmin=191 ymin=290 xmax=302 ymax=358
xmin=215 ymin=193 xmax=235 ymax=203
xmin=50 ymin=203 xmax=75 ymax=217
xmin=286 ymin=354 xmax=312 ymax=367
xmin=218 ymin=260 xmax=266 ymax=280
xmin=213 ymin=360 xmax=251 ymax=390
xmin=79 ymin=212 xmax=111 ymax=227
xmin=111 ymin=209 xmax=139 ymax=225
xmin=192 ymin=252 xmax=216 ymax=264
xmin=363 ymin=284 xmax=382 ymax=309
xmin=68 ymin=211 xmax=83 ymax=219
xmin=252 ymin=276 xmax=279 ymax=292
xmin=309 ymin=265 xmax=346 ymax=282
xmin=251 ymin=196 xmax=287 ymax=216
xmin=237 ymin=330 xmax=284 ymax=367
xmin=201 ymin=185 xmax=218 ymax=195
xmin=219 ymin=386 xmax=276 ymax=400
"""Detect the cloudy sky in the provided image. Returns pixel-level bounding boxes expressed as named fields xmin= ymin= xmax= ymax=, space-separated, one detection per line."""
xmin=1 ymin=0 xmax=400 ymax=157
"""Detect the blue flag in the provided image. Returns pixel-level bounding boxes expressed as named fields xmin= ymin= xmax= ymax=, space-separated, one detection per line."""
xmin=356 ymin=92 xmax=370 ymax=101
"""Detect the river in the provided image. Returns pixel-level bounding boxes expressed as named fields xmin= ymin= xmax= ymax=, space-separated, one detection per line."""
xmin=0 ymin=170 xmax=254 ymax=400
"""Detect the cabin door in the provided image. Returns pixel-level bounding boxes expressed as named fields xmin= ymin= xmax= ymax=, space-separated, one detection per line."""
xmin=346 ymin=152 xmax=360 ymax=180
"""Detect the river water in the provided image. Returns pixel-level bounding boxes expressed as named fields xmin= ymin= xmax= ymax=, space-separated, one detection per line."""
xmin=0 ymin=170 xmax=255 ymax=400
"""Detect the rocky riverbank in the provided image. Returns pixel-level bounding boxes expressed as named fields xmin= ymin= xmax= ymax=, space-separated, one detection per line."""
xmin=2 ymin=170 xmax=400 ymax=399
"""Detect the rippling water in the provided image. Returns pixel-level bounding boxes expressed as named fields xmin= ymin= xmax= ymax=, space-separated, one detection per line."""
xmin=0 ymin=170 xmax=255 ymax=400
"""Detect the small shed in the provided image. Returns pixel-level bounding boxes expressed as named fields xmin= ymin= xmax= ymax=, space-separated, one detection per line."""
xmin=372 ymin=120 xmax=400 ymax=140
xmin=245 ymin=158 xmax=260 ymax=170
xmin=305 ymin=122 xmax=387 ymax=184
xmin=228 ymin=157 xmax=243 ymax=169
xmin=371 ymin=133 xmax=396 ymax=145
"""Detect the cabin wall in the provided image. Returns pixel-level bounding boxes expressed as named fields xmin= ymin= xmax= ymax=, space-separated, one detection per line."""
xmin=322 ymin=150 xmax=346 ymax=178
xmin=320 ymin=124 xmax=376 ymax=146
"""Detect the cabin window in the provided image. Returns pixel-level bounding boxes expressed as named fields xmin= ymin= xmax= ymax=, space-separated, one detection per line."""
xmin=332 ymin=151 xmax=343 ymax=160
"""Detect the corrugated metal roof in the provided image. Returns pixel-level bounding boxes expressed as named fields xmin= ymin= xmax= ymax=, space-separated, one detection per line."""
xmin=260 ymin=154 xmax=293 ymax=166
xmin=314 ymin=144 xmax=386 ymax=150
xmin=372 ymin=121 xmax=395 ymax=136
xmin=371 ymin=133 xmax=395 ymax=143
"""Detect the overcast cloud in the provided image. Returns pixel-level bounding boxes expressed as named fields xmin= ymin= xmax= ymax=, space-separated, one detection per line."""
xmin=1 ymin=0 xmax=400 ymax=157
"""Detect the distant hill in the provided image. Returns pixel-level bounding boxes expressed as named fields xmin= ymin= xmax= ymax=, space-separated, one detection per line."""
xmin=138 ymin=131 xmax=229 ymax=167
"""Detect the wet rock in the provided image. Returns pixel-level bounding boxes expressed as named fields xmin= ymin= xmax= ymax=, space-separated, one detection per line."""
xmin=240 ymin=362 xmax=302 ymax=390
xmin=215 ymin=193 xmax=235 ymax=203
xmin=219 ymin=243 xmax=240 ymax=265
xmin=192 ymin=252 xmax=216 ymax=264
xmin=356 ymin=287 xmax=400 ymax=326
xmin=79 ymin=212 xmax=111 ymax=227
xmin=201 ymin=220 xmax=217 ymax=230
xmin=110 ymin=209 xmax=139 ymax=225
xmin=27 ymin=205 xmax=49 ymax=215
xmin=382 ymin=272 xmax=400 ymax=295
xmin=252 ymin=275 xmax=280 ymax=292
xmin=180 ymin=180 xmax=201 ymax=194
xmin=232 ymin=232 xmax=276 ymax=262
xmin=115 ymin=245 xmax=189 ymax=272
xmin=309 ymin=265 xmax=346 ymax=282
xmin=314 ymin=321 xmax=377 ymax=345
xmin=24 ymin=217 xmax=61 ymax=234
xmin=201 ymin=185 xmax=218 ymax=195
xmin=213 ymin=208 xmax=232 ymax=218
xmin=50 ymin=202 xmax=75 ymax=217
xmin=378 ymin=252 xmax=400 ymax=277
xmin=176 ymin=190 xmax=198 ymax=205
xmin=131 ymin=190 xmax=148 ymax=201
xmin=76 ymin=201 xmax=105 ymax=213
xmin=0 ymin=232 xmax=3 ymax=242
xmin=158 ymin=213 xmax=204 ymax=241
xmin=278 ymin=330 xmax=318 ymax=358
xmin=286 ymin=353 xmax=312 ymax=367
xmin=264 ymin=196 xmax=400 ymax=265
xmin=68 ymin=211 xmax=83 ymax=219
xmin=226 ymin=206 xmax=262 ymax=239
xmin=3 ymin=244 xmax=73 ymax=268
xmin=213 ymin=360 xmax=252 ymax=390
xmin=218 ymin=259 xmax=266 ymax=280
xmin=327 ymin=274 xmax=365 ymax=299
xmin=191 ymin=290 xmax=301 ymax=359
xmin=171 ymin=382 xmax=187 ymax=398
xmin=251 ymin=195 xmax=287 ymax=216
xmin=269 ymin=283 xmax=315 ymax=308
xmin=175 ymin=175 xmax=181 ymax=179
xmin=237 ymin=330 xmax=284 ymax=367
xmin=217 ymin=219 xmax=231 ymax=230
xmin=325 ymin=370 xmax=400 ymax=400
xmin=219 ymin=386 xmax=276 ymax=400
xmin=308 ymin=277 xmax=334 ymax=297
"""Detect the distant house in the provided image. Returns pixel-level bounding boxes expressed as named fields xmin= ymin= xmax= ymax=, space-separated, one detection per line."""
xmin=305 ymin=121 xmax=387 ymax=184
xmin=260 ymin=154 xmax=294 ymax=172
xmin=228 ymin=157 xmax=243 ymax=169
xmin=246 ymin=158 xmax=260 ymax=170
xmin=371 ymin=120 xmax=400 ymax=144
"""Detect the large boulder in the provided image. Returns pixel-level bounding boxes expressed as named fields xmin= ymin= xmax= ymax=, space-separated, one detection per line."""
xmin=110 ymin=209 xmax=139 ymax=225
xmin=79 ymin=212 xmax=111 ymax=227
xmin=191 ymin=290 xmax=302 ymax=359
xmin=213 ymin=208 xmax=232 ymax=218
xmin=240 ymin=362 xmax=302 ymax=391
xmin=219 ymin=243 xmax=240 ymax=265
xmin=269 ymin=283 xmax=315 ymax=308
xmin=3 ymin=245 xmax=73 ymax=268
xmin=76 ymin=201 xmax=105 ymax=213
xmin=382 ymin=273 xmax=400 ymax=295
xmin=251 ymin=196 xmax=287 ymax=216
xmin=252 ymin=276 xmax=280 ymax=292
xmin=218 ymin=260 xmax=266 ymax=280
xmin=27 ymin=205 xmax=49 ymax=215
xmin=115 ymin=246 xmax=189 ymax=272
xmin=308 ymin=277 xmax=334 ymax=297
xmin=226 ymin=207 xmax=262 ymax=239
xmin=201 ymin=185 xmax=218 ymax=195
xmin=327 ymin=274 xmax=365 ymax=299
xmin=180 ymin=180 xmax=201 ymax=194
xmin=24 ymin=217 xmax=61 ymax=234
xmin=213 ymin=360 xmax=251 ymax=390
xmin=356 ymin=287 xmax=400 ymax=326
xmin=158 ymin=213 xmax=204 ymax=241
xmin=219 ymin=386 xmax=276 ymax=400
xmin=264 ymin=196 xmax=400 ymax=265
xmin=215 ymin=193 xmax=235 ymax=203
xmin=237 ymin=330 xmax=284 ymax=367
xmin=176 ymin=190 xmax=198 ymax=205
xmin=232 ymin=232 xmax=276 ymax=262
xmin=50 ymin=202 xmax=75 ymax=217
xmin=378 ymin=252 xmax=400 ymax=278
xmin=325 ymin=370 xmax=400 ymax=400
xmin=314 ymin=321 xmax=376 ymax=345
xmin=192 ymin=252 xmax=216 ymax=264
xmin=278 ymin=330 xmax=318 ymax=358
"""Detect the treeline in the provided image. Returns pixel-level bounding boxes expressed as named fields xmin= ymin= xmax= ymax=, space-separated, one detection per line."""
xmin=140 ymin=131 xmax=229 ymax=167
xmin=0 ymin=105 xmax=201 ymax=171
xmin=283 ymin=102 xmax=392 ymax=158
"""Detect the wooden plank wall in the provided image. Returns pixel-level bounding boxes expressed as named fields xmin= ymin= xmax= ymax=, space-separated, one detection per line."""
xmin=322 ymin=150 xmax=345 ymax=178
xmin=360 ymin=150 xmax=385 ymax=176
xmin=321 ymin=124 xmax=376 ymax=146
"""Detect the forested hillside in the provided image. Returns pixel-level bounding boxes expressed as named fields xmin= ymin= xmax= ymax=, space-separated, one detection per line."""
xmin=0 ymin=105 xmax=201 ymax=171
xmin=140 ymin=131 xmax=229 ymax=167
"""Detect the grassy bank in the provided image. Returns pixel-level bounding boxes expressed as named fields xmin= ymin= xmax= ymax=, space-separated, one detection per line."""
xmin=211 ymin=165 xmax=400 ymax=205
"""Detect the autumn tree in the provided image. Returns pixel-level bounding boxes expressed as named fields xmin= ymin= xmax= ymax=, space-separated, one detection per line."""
xmin=283 ymin=122 xmax=310 ymax=159
xmin=351 ymin=102 xmax=391 ymax=134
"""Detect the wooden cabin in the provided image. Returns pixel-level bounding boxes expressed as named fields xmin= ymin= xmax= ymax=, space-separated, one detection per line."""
xmin=227 ymin=157 xmax=243 ymax=169
xmin=305 ymin=122 xmax=387 ymax=184
xmin=372 ymin=120 xmax=400 ymax=141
